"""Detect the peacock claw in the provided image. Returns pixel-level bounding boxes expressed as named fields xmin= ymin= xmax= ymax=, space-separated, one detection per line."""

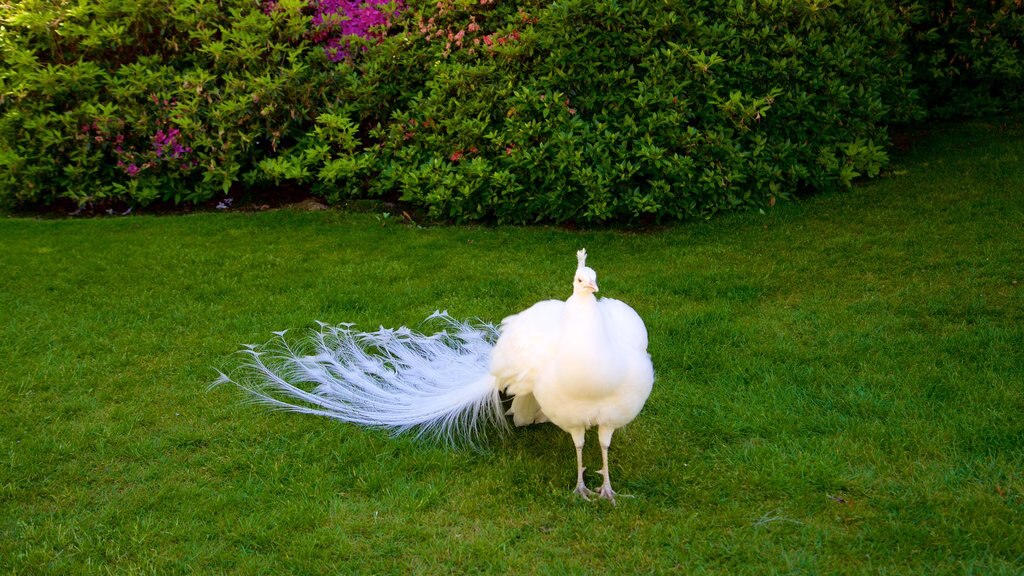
xmin=574 ymin=483 xmax=595 ymax=501
xmin=598 ymin=486 xmax=617 ymax=505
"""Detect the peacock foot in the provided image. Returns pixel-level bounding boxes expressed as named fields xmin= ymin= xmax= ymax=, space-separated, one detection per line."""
xmin=598 ymin=484 xmax=617 ymax=505
xmin=574 ymin=481 xmax=595 ymax=501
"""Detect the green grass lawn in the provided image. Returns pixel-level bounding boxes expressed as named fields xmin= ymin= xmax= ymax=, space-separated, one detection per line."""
xmin=2 ymin=118 xmax=1022 ymax=574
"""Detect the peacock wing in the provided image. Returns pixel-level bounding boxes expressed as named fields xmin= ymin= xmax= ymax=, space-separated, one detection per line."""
xmin=597 ymin=298 xmax=649 ymax=352
xmin=490 ymin=299 xmax=564 ymax=398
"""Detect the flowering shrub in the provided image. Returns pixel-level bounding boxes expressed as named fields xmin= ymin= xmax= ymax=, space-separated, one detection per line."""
xmin=0 ymin=0 xmax=1020 ymax=222
xmin=0 ymin=0 xmax=368 ymax=207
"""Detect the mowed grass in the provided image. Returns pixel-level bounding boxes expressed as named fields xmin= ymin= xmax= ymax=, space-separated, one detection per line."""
xmin=2 ymin=117 xmax=1022 ymax=574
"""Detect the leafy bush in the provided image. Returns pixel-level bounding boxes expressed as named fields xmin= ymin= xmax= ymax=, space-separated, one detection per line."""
xmin=355 ymin=0 xmax=916 ymax=223
xmin=0 ymin=0 xmax=370 ymax=207
xmin=898 ymin=0 xmax=1024 ymax=119
xmin=0 ymin=0 xmax=1016 ymax=223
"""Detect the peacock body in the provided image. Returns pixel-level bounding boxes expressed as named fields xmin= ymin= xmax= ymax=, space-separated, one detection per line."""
xmin=218 ymin=249 xmax=654 ymax=501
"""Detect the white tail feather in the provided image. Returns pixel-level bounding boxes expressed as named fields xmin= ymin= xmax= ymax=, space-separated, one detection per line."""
xmin=217 ymin=312 xmax=509 ymax=446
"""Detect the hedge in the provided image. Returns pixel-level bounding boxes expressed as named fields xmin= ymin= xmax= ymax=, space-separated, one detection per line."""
xmin=899 ymin=0 xmax=1024 ymax=119
xmin=0 ymin=0 xmax=1020 ymax=222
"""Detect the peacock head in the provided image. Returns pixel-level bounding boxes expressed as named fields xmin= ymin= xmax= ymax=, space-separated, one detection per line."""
xmin=573 ymin=249 xmax=599 ymax=295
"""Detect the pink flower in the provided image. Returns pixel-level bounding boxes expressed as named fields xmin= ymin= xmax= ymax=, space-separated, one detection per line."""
xmin=310 ymin=0 xmax=406 ymax=62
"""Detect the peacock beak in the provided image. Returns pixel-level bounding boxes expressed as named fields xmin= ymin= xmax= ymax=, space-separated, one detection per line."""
xmin=588 ymin=281 xmax=599 ymax=293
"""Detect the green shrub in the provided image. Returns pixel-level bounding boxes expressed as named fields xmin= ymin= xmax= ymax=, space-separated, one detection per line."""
xmin=7 ymin=0 xmax=1016 ymax=223
xmin=898 ymin=0 xmax=1024 ymax=119
xmin=352 ymin=0 xmax=917 ymax=223
xmin=0 ymin=0 xmax=361 ymax=207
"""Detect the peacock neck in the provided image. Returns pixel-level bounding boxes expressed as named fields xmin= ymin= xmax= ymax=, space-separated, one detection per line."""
xmin=558 ymin=292 xmax=620 ymax=393
xmin=569 ymin=289 xmax=598 ymax=303
xmin=563 ymin=293 xmax=605 ymax=344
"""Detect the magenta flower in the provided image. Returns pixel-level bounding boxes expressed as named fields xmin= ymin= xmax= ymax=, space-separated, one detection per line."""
xmin=309 ymin=0 xmax=404 ymax=62
xmin=152 ymin=128 xmax=192 ymax=159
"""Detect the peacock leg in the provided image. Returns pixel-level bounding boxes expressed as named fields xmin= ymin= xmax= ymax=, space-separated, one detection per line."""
xmin=597 ymin=426 xmax=616 ymax=504
xmin=570 ymin=428 xmax=593 ymax=500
